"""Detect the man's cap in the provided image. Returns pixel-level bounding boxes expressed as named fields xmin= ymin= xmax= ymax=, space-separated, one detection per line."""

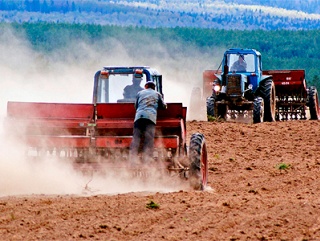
xmin=145 ymin=81 xmax=155 ymax=87
xmin=134 ymin=73 xmax=143 ymax=78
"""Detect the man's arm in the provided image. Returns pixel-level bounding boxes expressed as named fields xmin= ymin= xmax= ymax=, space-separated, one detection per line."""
xmin=158 ymin=93 xmax=167 ymax=110
xmin=134 ymin=95 xmax=139 ymax=109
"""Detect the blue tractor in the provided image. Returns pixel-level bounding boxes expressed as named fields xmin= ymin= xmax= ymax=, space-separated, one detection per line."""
xmin=206 ymin=48 xmax=276 ymax=123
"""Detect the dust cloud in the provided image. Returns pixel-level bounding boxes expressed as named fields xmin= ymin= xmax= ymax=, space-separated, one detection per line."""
xmin=0 ymin=26 xmax=219 ymax=197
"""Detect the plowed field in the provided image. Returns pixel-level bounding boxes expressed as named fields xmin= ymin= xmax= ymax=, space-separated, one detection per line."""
xmin=1 ymin=120 xmax=320 ymax=240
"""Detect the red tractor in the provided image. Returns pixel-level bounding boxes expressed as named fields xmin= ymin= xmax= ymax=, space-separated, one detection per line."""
xmin=6 ymin=66 xmax=208 ymax=190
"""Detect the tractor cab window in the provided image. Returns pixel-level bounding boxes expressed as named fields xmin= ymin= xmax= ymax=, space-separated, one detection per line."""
xmin=97 ymin=73 xmax=145 ymax=103
xmin=227 ymin=53 xmax=256 ymax=73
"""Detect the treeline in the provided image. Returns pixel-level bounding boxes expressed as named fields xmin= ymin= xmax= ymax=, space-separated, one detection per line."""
xmin=2 ymin=0 xmax=320 ymax=14
xmin=2 ymin=22 xmax=320 ymax=90
xmin=224 ymin=0 xmax=320 ymax=14
xmin=0 ymin=1 xmax=320 ymax=30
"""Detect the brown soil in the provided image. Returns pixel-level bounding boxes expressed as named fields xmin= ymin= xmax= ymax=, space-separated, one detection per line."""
xmin=1 ymin=120 xmax=320 ymax=241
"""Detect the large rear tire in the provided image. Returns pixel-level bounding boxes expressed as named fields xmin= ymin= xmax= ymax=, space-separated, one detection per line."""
xmin=260 ymin=78 xmax=276 ymax=122
xmin=253 ymin=97 xmax=264 ymax=123
xmin=308 ymin=87 xmax=320 ymax=120
xmin=189 ymin=133 xmax=208 ymax=190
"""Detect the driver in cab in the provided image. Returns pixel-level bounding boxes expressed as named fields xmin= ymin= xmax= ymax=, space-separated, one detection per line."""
xmin=123 ymin=73 xmax=144 ymax=99
xmin=230 ymin=54 xmax=247 ymax=72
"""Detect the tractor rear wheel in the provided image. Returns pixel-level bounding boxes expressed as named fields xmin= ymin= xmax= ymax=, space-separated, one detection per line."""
xmin=260 ymin=78 xmax=276 ymax=122
xmin=308 ymin=87 xmax=320 ymax=120
xmin=189 ymin=133 xmax=208 ymax=190
xmin=253 ymin=97 xmax=264 ymax=123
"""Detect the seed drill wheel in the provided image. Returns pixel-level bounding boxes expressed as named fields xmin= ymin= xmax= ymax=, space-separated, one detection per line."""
xmin=308 ymin=87 xmax=320 ymax=120
xmin=206 ymin=95 xmax=215 ymax=117
xmin=189 ymin=133 xmax=208 ymax=190
xmin=253 ymin=97 xmax=264 ymax=123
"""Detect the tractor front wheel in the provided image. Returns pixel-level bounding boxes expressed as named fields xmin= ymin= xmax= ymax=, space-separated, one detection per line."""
xmin=188 ymin=133 xmax=208 ymax=190
xmin=206 ymin=95 xmax=215 ymax=117
xmin=217 ymin=104 xmax=227 ymax=120
xmin=253 ymin=97 xmax=264 ymax=123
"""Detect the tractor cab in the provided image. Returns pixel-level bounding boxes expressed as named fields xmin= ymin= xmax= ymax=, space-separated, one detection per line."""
xmin=93 ymin=66 xmax=163 ymax=104
xmin=219 ymin=48 xmax=263 ymax=94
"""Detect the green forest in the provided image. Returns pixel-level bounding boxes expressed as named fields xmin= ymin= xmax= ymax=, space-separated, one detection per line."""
xmin=2 ymin=22 xmax=320 ymax=90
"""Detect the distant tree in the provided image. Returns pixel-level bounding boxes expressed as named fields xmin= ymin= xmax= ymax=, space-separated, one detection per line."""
xmin=49 ymin=0 xmax=56 ymax=12
xmin=309 ymin=75 xmax=320 ymax=90
xmin=71 ymin=1 xmax=76 ymax=12
xmin=31 ymin=0 xmax=40 ymax=12
xmin=63 ymin=1 xmax=69 ymax=13
xmin=5 ymin=1 xmax=18 ymax=11
xmin=24 ymin=0 xmax=31 ymax=11
xmin=41 ymin=0 xmax=49 ymax=13
xmin=0 ymin=1 xmax=8 ymax=11
xmin=0 ymin=0 xmax=20 ymax=11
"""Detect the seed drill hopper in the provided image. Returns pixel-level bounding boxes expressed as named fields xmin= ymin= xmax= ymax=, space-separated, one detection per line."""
xmin=263 ymin=69 xmax=319 ymax=120
xmin=6 ymin=66 xmax=208 ymax=190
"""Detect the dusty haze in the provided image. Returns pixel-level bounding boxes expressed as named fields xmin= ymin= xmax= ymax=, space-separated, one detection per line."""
xmin=0 ymin=26 xmax=221 ymax=197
